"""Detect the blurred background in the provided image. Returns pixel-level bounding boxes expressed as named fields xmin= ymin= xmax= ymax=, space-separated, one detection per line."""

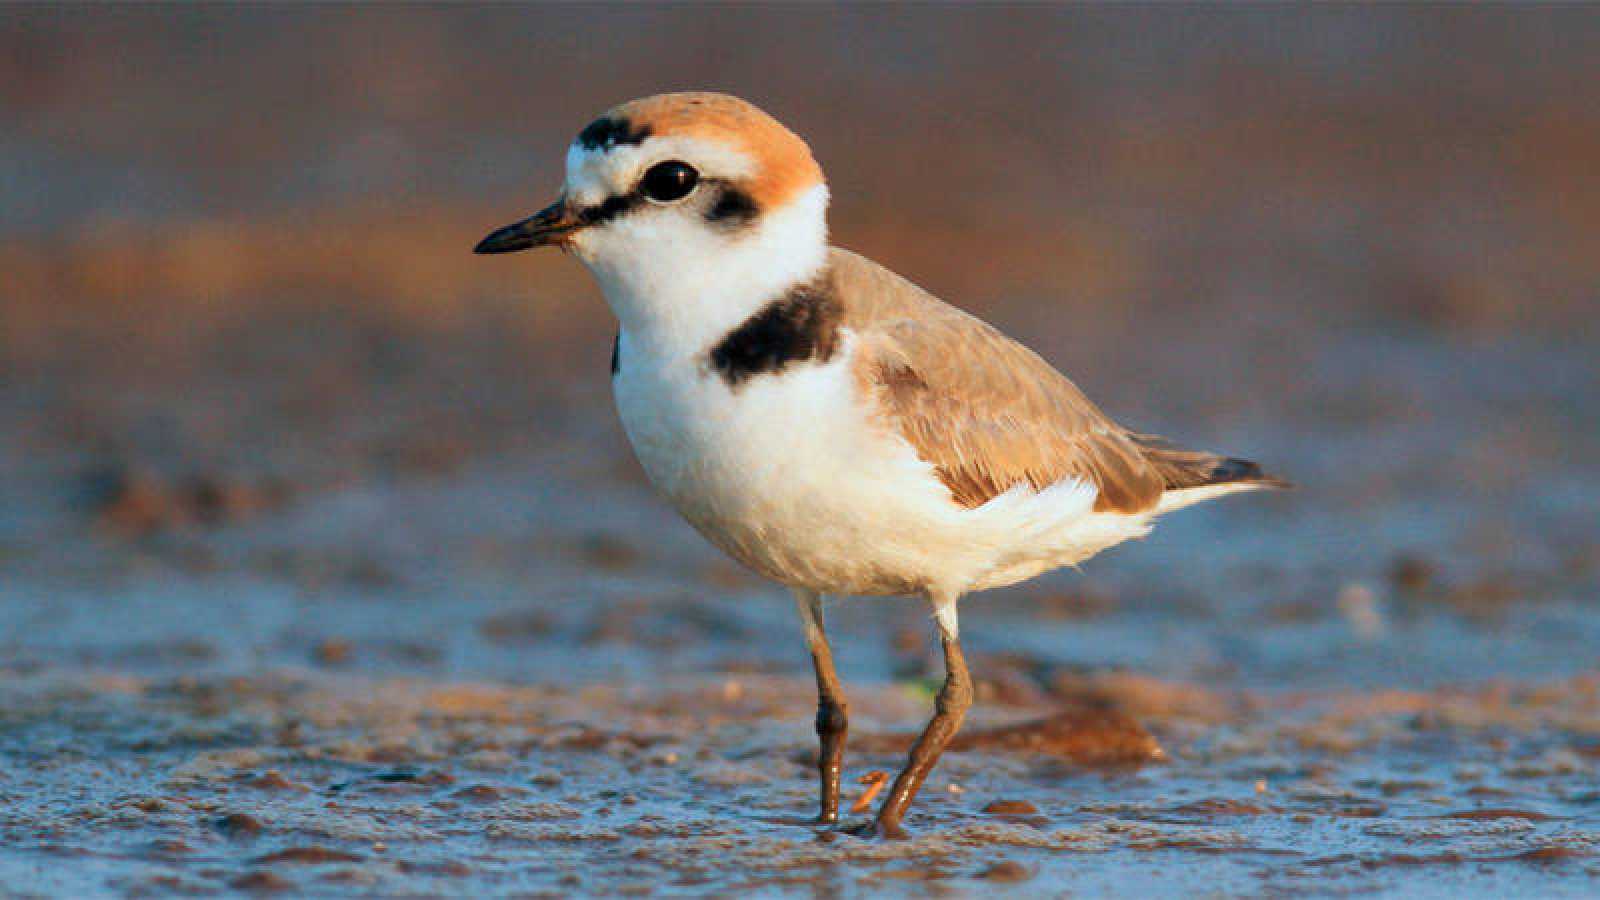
xmin=4 ymin=4 xmax=1596 ymax=681
xmin=3 ymin=6 xmax=1600 ymax=894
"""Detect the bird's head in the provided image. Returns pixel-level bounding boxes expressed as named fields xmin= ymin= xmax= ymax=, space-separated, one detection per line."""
xmin=476 ymin=93 xmax=830 ymax=319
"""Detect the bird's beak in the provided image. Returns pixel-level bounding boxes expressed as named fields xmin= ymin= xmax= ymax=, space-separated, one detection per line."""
xmin=473 ymin=198 xmax=581 ymax=254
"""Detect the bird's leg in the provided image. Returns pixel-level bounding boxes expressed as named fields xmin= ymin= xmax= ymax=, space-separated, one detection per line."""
xmin=859 ymin=597 xmax=971 ymax=839
xmin=794 ymin=588 xmax=849 ymax=825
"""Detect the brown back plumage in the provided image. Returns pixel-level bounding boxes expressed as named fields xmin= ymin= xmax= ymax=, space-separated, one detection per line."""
xmin=829 ymin=248 xmax=1279 ymax=514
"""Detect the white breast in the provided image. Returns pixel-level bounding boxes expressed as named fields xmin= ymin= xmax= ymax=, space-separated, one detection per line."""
xmin=613 ymin=330 xmax=942 ymax=594
xmin=610 ymin=330 xmax=1150 ymax=597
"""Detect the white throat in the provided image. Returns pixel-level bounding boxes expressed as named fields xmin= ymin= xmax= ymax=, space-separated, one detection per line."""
xmin=573 ymin=184 xmax=830 ymax=359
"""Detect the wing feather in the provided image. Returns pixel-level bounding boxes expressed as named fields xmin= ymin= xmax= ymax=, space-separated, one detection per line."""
xmin=829 ymin=249 xmax=1167 ymax=514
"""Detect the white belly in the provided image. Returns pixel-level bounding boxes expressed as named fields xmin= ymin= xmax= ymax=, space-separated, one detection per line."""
xmin=611 ymin=332 xmax=940 ymax=594
xmin=610 ymin=331 xmax=1150 ymax=597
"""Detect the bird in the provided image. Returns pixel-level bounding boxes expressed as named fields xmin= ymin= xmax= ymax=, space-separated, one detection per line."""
xmin=475 ymin=92 xmax=1285 ymax=838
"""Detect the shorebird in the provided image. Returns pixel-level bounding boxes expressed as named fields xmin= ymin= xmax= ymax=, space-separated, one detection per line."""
xmin=475 ymin=92 xmax=1284 ymax=838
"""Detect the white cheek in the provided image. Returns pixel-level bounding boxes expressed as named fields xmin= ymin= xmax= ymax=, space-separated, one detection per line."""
xmin=576 ymin=207 xmax=720 ymax=282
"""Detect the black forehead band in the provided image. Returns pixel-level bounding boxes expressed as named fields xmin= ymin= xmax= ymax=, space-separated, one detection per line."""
xmin=576 ymin=116 xmax=653 ymax=152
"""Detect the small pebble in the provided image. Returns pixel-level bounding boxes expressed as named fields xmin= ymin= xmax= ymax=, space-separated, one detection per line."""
xmin=228 ymin=871 xmax=295 ymax=892
xmin=979 ymin=859 xmax=1034 ymax=882
xmin=214 ymin=812 xmax=264 ymax=838
xmin=982 ymin=799 xmax=1040 ymax=816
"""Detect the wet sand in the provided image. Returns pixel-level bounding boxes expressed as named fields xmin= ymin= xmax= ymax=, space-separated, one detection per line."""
xmin=4 ymin=664 xmax=1600 ymax=896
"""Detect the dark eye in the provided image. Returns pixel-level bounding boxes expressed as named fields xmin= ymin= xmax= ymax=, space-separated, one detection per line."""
xmin=639 ymin=160 xmax=699 ymax=203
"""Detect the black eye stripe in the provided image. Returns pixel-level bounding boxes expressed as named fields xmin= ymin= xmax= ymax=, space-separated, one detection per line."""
xmin=576 ymin=191 xmax=646 ymax=226
xmin=706 ymin=185 xmax=757 ymax=227
xmin=573 ymin=178 xmax=759 ymax=228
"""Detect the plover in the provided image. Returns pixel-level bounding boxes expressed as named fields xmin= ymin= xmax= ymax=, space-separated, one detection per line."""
xmin=476 ymin=92 xmax=1284 ymax=838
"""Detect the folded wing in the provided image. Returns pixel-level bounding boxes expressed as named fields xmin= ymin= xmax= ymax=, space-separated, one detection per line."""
xmin=831 ymin=249 xmax=1170 ymax=514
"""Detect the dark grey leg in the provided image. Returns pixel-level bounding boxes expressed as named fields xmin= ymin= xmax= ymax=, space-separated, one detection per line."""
xmin=795 ymin=589 xmax=849 ymax=824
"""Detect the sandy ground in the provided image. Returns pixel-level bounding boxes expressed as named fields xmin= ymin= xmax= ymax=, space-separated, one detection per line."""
xmin=4 ymin=6 xmax=1600 ymax=896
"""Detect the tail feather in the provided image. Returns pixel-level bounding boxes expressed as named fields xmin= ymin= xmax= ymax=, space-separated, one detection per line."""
xmin=1131 ymin=433 xmax=1290 ymax=514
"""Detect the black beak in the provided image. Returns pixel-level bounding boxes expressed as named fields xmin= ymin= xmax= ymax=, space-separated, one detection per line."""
xmin=473 ymin=200 xmax=580 ymax=254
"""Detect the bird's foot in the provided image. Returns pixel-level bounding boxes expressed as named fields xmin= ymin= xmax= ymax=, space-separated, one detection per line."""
xmin=839 ymin=818 xmax=909 ymax=841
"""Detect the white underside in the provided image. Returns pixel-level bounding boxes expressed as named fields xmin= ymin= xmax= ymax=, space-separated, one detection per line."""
xmin=612 ymin=328 xmax=1159 ymax=601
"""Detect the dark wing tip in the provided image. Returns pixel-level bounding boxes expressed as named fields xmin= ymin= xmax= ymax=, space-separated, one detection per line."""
xmin=1131 ymin=434 xmax=1291 ymax=492
xmin=1207 ymin=457 xmax=1291 ymax=489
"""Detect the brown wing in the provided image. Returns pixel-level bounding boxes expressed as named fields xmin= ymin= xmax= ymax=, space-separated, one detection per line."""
xmin=828 ymin=249 xmax=1168 ymax=514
